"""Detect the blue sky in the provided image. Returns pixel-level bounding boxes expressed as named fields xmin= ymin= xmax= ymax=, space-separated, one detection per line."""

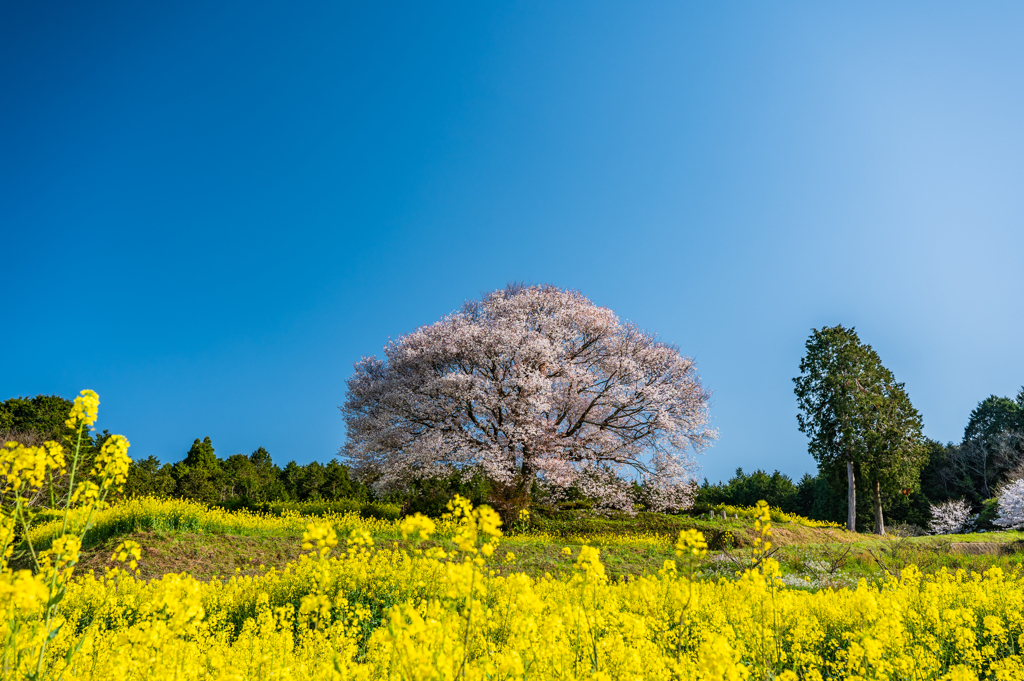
xmin=2 ymin=1 xmax=1023 ymax=484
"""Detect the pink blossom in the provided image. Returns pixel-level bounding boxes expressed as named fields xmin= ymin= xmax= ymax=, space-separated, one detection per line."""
xmin=342 ymin=284 xmax=715 ymax=509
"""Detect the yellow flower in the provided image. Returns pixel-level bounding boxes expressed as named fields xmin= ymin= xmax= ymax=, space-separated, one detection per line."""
xmin=0 ymin=440 xmax=65 ymax=492
xmin=302 ymin=521 xmax=339 ymax=559
xmin=696 ymin=634 xmax=749 ymax=680
xmin=399 ymin=513 xmax=435 ymax=542
xmin=442 ymin=494 xmax=502 ymax=554
xmin=111 ymin=539 xmax=143 ymax=571
xmin=0 ymin=569 xmax=49 ymax=614
xmin=70 ymin=480 xmax=101 ymax=506
xmin=674 ymin=528 xmax=708 ymax=558
xmin=41 ymin=534 xmax=82 ymax=575
xmin=573 ymin=545 xmax=606 ymax=583
xmin=65 ymin=389 xmax=99 ymax=428
xmin=299 ymin=593 xmax=332 ymax=619
xmin=93 ymin=434 xmax=131 ymax=487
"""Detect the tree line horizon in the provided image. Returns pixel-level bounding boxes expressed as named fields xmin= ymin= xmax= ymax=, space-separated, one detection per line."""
xmin=3 ymin=284 xmax=1022 ymax=532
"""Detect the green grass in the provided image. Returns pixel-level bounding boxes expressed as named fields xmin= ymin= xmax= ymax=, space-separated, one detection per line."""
xmin=67 ymin=530 xmax=682 ymax=582
xmin=32 ymin=499 xmax=1024 ymax=587
xmin=238 ymin=498 xmax=402 ymax=521
xmin=74 ymin=531 xmax=302 ymax=581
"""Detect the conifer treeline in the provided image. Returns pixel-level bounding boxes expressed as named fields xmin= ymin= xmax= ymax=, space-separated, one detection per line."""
xmin=125 ymin=437 xmax=367 ymax=506
xmin=697 ymin=388 xmax=1024 ymax=529
xmin=4 ymin=388 xmax=1023 ymax=528
xmin=0 ymin=396 xmax=367 ymax=507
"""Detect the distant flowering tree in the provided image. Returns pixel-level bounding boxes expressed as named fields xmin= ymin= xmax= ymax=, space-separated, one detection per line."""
xmin=994 ymin=478 xmax=1024 ymax=530
xmin=927 ymin=499 xmax=974 ymax=535
xmin=342 ymin=284 xmax=715 ymax=512
xmin=634 ymin=454 xmax=699 ymax=513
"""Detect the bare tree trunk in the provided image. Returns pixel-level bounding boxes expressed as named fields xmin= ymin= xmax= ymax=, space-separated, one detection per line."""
xmin=847 ymin=460 xmax=856 ymax=532
xmin=519 ymin=454 xmax=538 ymax=494
xmin=872 ymin=479 xmax=885 ymax=535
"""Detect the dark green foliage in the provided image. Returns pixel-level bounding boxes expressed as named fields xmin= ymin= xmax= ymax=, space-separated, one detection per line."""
xmin=964 ymin=394 xmax=1024 ymax=443
xmin=719 ymin=468 xmax=929 ymax=531
xmin=0 ymin=394 xmax=76 ymax=443
xmin=975 ymin=498 xmax=1001 ymax=530
xmin=763 ymin=385 xmax=1024 ymax=532
xmin=805 ymin=473 xmax=850 ymax=524
xmin=954 ymin=391 xmax=1024 ymax=499
xmin=691 ymin=466 xmax=937 ymax=532
xmin=173 ymin=437 xmax=226 ymax=504
xmin=1 ymin=394 xmax=106 ymax=506
xmin=182 ymin=436 xmax=218 ymax=469
xmin=278 ymin=458 xmax=366 ymax=502
xmin=221 ymin=449 xmax=285 ymax=504
xmin=793 ymin=325 xmax=927 ymax=533
xmin=695 ymin=468 xmax=799 ymax=511
xmin=321 ymin=459 xmax=365 ymax=500
xmin=123 ymin=455 xmax=176 ymax=498
xmin=250 ymin=446 xmax=273 ymax=467
xmin=916 ymin=439 xmax=962 ymax=502
xmin=396 ymin=471 xmax=492 ymax=517
xmin=905 ymin=390 xmax=1024 ymax=515
xmin=119 ymin=436 xmax=371 ymax=508
xmin=13 ymin=380 xmax=1023 ymax=532
xmin=792 ymin=474 xmax=819 ymax=517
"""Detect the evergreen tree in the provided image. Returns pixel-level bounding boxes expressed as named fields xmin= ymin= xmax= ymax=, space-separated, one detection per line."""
xmin=281 ymin=461 xmax=303 ymax=500
xmin=0 ymin=394 xmax=77 ymax=443
xmin=964 ymin=393 xmax=1024 ymax=444
xmin=957 ymin=390 xmax=1024 ymax=498
xmin=323 ymin=458 xmax=366 ymax=500
xmin=124 ymin=455 xmax=176 ymax=498
xmin=794 ymin=325 xmax=926 ymax=533
xmin=173 ymin=437 xmax=225 ymax=504
xmin=247 ymin=447 xmax=285 ymax=501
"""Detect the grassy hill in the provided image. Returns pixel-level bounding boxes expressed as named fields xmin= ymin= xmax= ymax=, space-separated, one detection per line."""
xmin=31 ymin=496 xmax=1024 ymax=585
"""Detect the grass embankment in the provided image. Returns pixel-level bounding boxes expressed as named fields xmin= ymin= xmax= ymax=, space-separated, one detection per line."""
xmin=30 ymin=496 xmax=1024 ymax=583
xmin=25 ymin=496 xmax=404 ymax=549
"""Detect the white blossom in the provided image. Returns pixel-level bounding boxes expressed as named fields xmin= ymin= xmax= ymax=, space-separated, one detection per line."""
xmin=994 ymin=479 xmax=1024 ymax=530
xmin=927 ymin=499 xmax=974 ymax=535
xmin=342 ymin=284 xmax=715 ymax=508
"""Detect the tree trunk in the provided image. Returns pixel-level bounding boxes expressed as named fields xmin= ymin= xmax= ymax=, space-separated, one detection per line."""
xmin=872 ymin=479 xmax=885 ymax=535
xmin=847 ymin=460 xmax=856 ymax=532
xmin=518 ymin=458 xmax=538 ymax=500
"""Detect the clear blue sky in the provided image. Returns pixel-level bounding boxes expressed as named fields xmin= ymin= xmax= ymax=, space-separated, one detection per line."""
xmin=3 ymin=2 xmax=1023 ymax=483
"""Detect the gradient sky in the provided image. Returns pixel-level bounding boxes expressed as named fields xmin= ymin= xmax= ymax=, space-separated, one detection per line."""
xmin=3 ymin=2 xmax=1023 ymax=484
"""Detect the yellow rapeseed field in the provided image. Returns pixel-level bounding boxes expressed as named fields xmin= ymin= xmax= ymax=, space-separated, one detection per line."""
xmin=4 ymin=392 xmax=1024 ymax=680
xmin=25 ymin=495 xmax=406 ymax=548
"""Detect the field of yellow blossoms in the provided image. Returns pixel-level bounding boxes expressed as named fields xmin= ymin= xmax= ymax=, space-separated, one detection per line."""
xmin=4 ymin=392 xmax=1024 ymax=680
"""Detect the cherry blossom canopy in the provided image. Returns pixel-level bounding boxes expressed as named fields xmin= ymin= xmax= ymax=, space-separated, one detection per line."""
xmin=342 ymin=285 xmax=715 ymax=504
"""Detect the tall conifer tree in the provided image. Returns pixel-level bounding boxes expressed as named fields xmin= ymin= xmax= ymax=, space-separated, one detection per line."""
xmin=794 ymin=326 xmax=926 ymax=533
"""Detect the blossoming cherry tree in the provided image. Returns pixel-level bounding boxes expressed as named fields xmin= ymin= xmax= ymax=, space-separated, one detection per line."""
xmin=342 ymin=284 xmax=715 ymax=512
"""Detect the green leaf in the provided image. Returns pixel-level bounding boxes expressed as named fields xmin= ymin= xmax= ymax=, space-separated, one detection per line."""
xmin=47 ymin=585 xmax=66 ymax=609
xmin=66 ymin=632 xmax=89 ymax=665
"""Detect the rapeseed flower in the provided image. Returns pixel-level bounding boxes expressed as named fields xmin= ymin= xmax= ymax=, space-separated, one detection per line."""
xmin=64 ymin=389 xmax=99 ymax=429
xmin=8 ymin=393 xmax=1024 ymax=680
